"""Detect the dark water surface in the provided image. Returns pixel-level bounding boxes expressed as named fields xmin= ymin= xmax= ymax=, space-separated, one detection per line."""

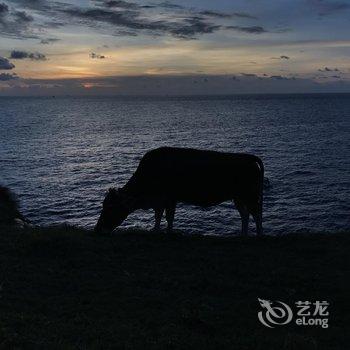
xmin=0 ymin=94 xmax=349 ymax=234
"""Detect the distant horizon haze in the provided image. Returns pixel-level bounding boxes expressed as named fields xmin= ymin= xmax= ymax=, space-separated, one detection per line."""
xmin=1 ymin=74 xmax=350 ymax=96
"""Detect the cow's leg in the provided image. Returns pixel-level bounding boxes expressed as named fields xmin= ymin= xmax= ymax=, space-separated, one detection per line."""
xmin=154 ymin=207 xmax=164 ymax=230
xmin=165 ymin=203 xmax=176 ymax=232
xmin=252 ymin=209 xmax=263 ymax=236
xmin=234 ymin=199 xmax=249 ymax=235
xmin=248 ymin=202 xmax=263 ymax=236
xmin=254 ymin=212 xmax=263 ymax=236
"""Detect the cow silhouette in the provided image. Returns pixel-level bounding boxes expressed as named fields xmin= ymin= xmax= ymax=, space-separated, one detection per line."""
xmin=95 ymin=147 xmax=264 ymax=235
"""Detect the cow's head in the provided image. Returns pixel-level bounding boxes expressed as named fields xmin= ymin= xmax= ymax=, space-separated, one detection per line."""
xmin=95 ymin=188 xmax=135 ymax=234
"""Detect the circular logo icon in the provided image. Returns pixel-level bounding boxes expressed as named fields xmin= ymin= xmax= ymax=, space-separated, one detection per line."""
xmin=258 ymin=298 xmax=293 ymax=328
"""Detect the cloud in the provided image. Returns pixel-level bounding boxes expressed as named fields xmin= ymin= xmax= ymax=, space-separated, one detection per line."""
xmin=308 ymin=0 xmax=350 ymax=16
xmin=90 ymin=52 xmax=106 ymax=59
xmin=40 ymin=38 xmax=60 ymax=44
xmin=0 ymin=72 xmax=18 ymax=81
xmin=170 ymin=17 xmax=221 ymax=37
xmin=7 ymin=0 xmax=48 ymax=11
xmin=0 ymin=2 xmax=8 ymax=16
xmin=318 ymin=67 xmax=340 ymax=72
xmin=6 ymin=0 xmax=267 ymax=40
xmin=14 ymin=10 xmax=33 ymax=23
xmin=226 ymin=25 xmax=267 ymax=34
xmin=0 ymin=2 xmax=37 ymax=39
xmin=271 ymin=55 xmax=290 ymax=59
xmin=153 ymin=1 xmax=185 ymax=9
xmin=97 ymin=0 xmax=141 ymax=10
xmin=10 ymin=50 xmax=47 ymax=61
xmin=59 ymin=5 xmax=228 ymax=39
xmin=200 ymin=10 xmax=257 ymax=19
xmin=0 ymin=1 xmax=64 ymax=39
xmin=95 ymin=0 xmax=184 ymax=11
xmin=239 ymin=73 xmax=295 ymax=81
xmin=269 ymin=75 xmax=290 ymax=80
xmin=0 ymin=56 xmax=15 ymax=69
xmin=240 ymin=73 xmax=257 ymax=77
xmin=62 ymin=7 xmax=167 ymax=32
xmin=9 ymin=50 xmax=28 ymax=59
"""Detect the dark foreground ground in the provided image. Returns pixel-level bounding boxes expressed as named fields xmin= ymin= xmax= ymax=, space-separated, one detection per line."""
xmin=0 ymin=227 xmax=349 ymax=350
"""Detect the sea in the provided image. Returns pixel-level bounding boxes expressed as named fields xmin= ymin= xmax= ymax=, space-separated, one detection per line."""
xmin=0 ymin=94 xmax=349 ymax=234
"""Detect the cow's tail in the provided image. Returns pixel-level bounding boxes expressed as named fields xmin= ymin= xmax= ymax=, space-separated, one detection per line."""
xmin=256 ymin=157 xmax=264 ymax=211
xmin=255 ymin=157 xmax=264 ymax=235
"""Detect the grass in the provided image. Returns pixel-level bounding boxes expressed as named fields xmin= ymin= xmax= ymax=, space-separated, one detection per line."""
xmin=0 ymin=226 xmax=349 ymax=349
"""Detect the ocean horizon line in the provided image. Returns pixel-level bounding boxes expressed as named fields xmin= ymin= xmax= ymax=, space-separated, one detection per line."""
xmin=1 ymin=92 xmax=350 ymax=99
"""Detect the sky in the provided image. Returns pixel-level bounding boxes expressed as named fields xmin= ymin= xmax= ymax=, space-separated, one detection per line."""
xmin=0 ymin=0 xmax=349 ymax=95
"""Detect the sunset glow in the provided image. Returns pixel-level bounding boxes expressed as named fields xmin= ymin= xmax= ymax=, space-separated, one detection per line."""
xmin=0 ymin=0 xmax=349 ymax=94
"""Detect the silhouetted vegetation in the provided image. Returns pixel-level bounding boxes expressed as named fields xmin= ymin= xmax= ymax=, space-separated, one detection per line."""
xmin=0 ymin=186 xmax=28 ymax=226
xmin=0 ymin=226 xmax=349 ymax=349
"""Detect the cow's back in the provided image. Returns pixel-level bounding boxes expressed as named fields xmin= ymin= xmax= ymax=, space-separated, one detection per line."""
xmin=126 ymin=147 xmax=263 ymax=206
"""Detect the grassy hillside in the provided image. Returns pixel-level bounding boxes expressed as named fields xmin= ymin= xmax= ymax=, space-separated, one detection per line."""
xmin=0 ymin=227 xmax=349 ymax=349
